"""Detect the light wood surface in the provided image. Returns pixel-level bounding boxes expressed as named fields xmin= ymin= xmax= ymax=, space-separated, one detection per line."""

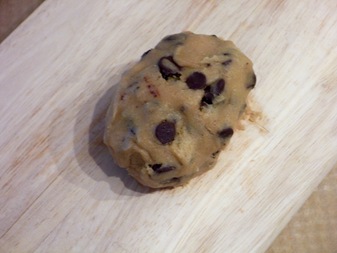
xmin=266 ymin=164 xmax=337 ymax=253
xmin=1 ymin=0 xmax=337 ymax=252
xmin=0 ymin=0 xmax=45 ymax=43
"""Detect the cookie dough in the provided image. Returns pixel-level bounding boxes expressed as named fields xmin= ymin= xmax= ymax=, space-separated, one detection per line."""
xmin=104 ymin=32 xmax=256 ymax=188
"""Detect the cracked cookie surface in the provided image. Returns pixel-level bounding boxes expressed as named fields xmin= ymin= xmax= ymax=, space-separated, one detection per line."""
xmin=104 ymin=32 xmax=256 ymax=188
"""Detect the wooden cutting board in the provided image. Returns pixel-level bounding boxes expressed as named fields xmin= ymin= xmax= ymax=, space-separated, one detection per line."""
xmin=1 ymin=0 xmax=337 ymax=252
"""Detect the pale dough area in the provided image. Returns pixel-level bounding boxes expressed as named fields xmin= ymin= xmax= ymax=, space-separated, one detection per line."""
xmin=104 ymin=32 xmax=256 ymax=188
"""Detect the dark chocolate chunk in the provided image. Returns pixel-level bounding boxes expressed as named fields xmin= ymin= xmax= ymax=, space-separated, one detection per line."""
xmin=218 ymin=127 xmax=234 ymax=139
xmin=141 ymin=49 xmax=152 ymax=58
xmin=223 ymin=53 xmax=231 ymax=56
xmin=222 ymin=59 xmax=232 ymax=66
xmin=150 ymin=164 xmax=176 ymax=173
xmin=246 ymin=73 xmax=256 ymax=89
xmin=200 ymin=79 xmax=225 ymax=107
xmin=212 ymin=79 xmax=225 ymax=95
xmin=201 ymin=92 xmax=214 ymax=105
xmin=155 ymin=120 xmax=176 ymax=144
xmin=158 ymin=56 xmax=181 ymax=80
xmin=150 ymin=164 xmax=162 ymax=171
xmin=186 ymin=72 xmax=207 ymax=89
xmin=204 ymin=85 xmax=211 ymax=92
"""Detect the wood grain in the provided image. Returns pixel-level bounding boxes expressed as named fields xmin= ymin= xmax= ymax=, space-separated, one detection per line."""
xmin=0 ymin=0 xmax=45 ymax=43
xmin=267 ymin=164 xmax=337 ymax=253
xmin=1 ymin=0 xmax=337 ymax=252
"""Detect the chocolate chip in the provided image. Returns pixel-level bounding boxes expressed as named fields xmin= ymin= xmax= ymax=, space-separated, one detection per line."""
xmin=223 ymin=53 xmax=231 ymax=56
xmin=158 ymin=166 xmax=175 ymax=173
xmin=150 ymin=164 xmax=176 ymax=173
xmin=211 ymin=150 xmax=220 ymax=158
xmin=204 ymin=85 xmax=211 ymax=92
xmin=201 ymin=92 xmax=214 ymax=105
xmin=158 ymin=56 xmax=181 ymax=80
xmin=141 ymin=49 xmax=152 ymax=58
xmin=222 ymin=59 xmax=232 ymax=66
xmin=218 ymin=127 xmax=234 ymax=139
xmin=212 ymin=79 xmax=225 ymax=95
xmin=150 ymin=164 xmax=162 ymax=171
xmin=155 ymin=120 xmax=176 ymax=144
xmin=200 ymin=79 xmax=225 ymax=107
xmin=186 ymin=72 xmax=207 ymax=89
xmin=246 ymin=73 xmax=256 ymax=89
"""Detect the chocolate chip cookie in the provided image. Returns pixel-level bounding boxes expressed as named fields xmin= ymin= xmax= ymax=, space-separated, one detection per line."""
xmin=104 ymin=32 xmax=256 ymax=188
